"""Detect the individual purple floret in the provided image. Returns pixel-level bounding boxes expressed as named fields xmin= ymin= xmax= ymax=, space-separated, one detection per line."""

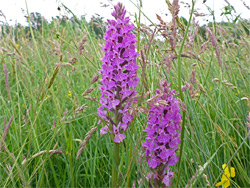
xmin=143 ymin=80 xmax=181 ymax=187
xmin=98 ymin=2 xmax=139 ymax=143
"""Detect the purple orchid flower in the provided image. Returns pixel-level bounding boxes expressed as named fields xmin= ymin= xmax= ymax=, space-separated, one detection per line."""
xmin=143 ymin=80 xmax=182 ymax=187
xmin=98 ymin=2 xmax=139 ymax=143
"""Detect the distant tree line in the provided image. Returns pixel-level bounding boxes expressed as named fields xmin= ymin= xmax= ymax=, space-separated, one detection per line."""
xmin=1 ymin=12 xmax=249 ymax=41
xmin=0 ymin=12 xmax=106 ymax=40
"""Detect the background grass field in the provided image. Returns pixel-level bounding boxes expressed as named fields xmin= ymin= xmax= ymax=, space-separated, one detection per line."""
xmin=0 ymin=1 xmax=250 ymax=187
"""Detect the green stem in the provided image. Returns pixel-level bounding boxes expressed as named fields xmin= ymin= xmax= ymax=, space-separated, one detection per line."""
xmin=69 ymin=153 xmax=75 ymax=188
xmin=111 ymin=110 xmax=121 ymax=187
xmin=176 ymin=0 xmax=195 ymax=187
xmin=25 ymin=0 xmax=46 ymax=72
xmin=111 ymin=142 xmax=120 ymax=187
xmin=125 ymin=120 xmax=135 ymax=187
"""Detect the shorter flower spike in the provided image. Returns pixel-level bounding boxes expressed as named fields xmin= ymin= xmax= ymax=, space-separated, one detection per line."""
xmin=143 ymin=80 xmax=181 ymax=187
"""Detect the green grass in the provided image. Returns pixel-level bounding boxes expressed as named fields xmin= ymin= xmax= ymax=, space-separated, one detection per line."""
xmin=0 ymin=1 xmax=250 ymax=187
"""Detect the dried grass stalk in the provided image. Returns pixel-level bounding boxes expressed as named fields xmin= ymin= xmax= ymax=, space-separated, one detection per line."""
xmin=2 ymin=62 xmax=10 ymax=97
xmin=0 ymin=116 xmax=13 ymax=152
xmin=22 ymin=149 xmax=63 ymax=165
xmin=79 ymin=35 xmax=87 ymax=55
xmin=207 ymin=28 xmax=222 ymax=67
xmin=81 ymin=88 xmax=94 ymax=96
xmin=84 ymin=96 xmax=99 ymax=103
xmin=90 ymin=74 xmax=99 ymax=84
xmin=185 ymin=165 xmax=204 ymax=188
xmin=48 ymin=64 xmax=60 ymax=89
xmin=76 ymin=126 xmax=98 ymax=159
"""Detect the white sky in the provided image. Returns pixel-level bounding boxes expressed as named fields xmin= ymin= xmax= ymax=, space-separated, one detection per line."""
xmin=0 ymin=0 xmax=249 ymax=26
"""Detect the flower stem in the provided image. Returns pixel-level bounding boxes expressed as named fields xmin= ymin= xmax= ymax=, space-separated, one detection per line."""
xmin=111 ymin=142 xmax=120 ymax=187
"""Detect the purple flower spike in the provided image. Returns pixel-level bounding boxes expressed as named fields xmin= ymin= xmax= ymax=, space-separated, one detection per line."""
xmin=143 ymin=80 xmax=181 ymax=187
xmin=98 ymin=2 xmax=139 ymax=143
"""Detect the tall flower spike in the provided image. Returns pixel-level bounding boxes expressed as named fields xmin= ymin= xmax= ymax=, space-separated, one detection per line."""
xmin=98 ymin=2 xmax=139 ymax=143
xmin=143 ymin=80 xmax=181 ymax=187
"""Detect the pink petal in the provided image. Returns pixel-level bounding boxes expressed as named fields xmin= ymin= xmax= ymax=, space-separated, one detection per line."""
xmin=100 ymin=126 xmax=109 ymax=136
xmin=114 ymin=133 xmax=126 ymax=143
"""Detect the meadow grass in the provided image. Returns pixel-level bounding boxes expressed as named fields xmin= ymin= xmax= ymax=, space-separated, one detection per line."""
xmin=0 ymin=1 xmax=250 ymax=187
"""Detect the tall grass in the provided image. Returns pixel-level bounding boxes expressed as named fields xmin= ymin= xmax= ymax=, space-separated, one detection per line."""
xmin=0 ymin=1 xmax=250 ymax=187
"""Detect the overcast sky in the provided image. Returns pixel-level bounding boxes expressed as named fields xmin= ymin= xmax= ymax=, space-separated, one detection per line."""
xmin=0 ymin=0 xmax=249 ymax=26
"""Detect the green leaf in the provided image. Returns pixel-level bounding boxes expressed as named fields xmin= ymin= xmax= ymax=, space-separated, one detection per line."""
xmin=233 ymin=14 xmax=241 ymax=24
xmin=66 ymin=131 xmax=73 ymax=155
xmin=234 ymin=39 xmax=239 ymax=45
